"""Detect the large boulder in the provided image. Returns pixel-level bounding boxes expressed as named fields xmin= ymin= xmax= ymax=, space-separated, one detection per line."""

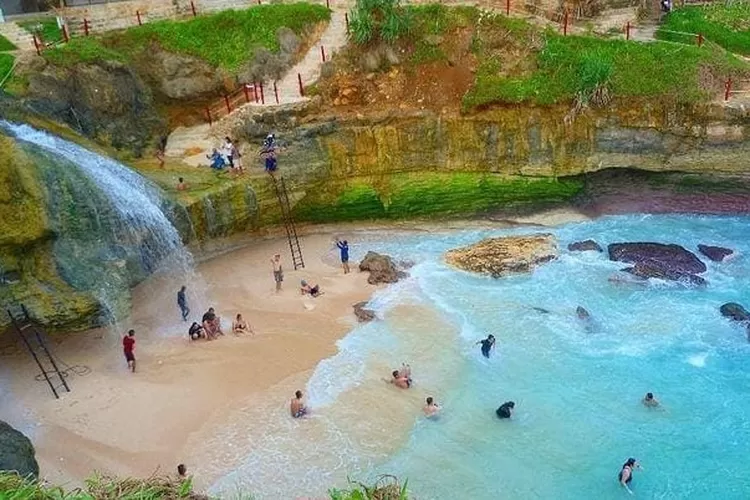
xmin=719 ymin=302 xmax=750 ymax=322
xmin=359 ymin=251 xmax=406 ymax=284
xmin=353 ymin=301 xmax=376 ymax=322
xmin=568 ymin=240 xmax=603 ymax=252
xmin=137 ymin=46 xmax=223 ymax=99
xmin=608 ymin=242 xmax=707 ymax=284
xmin=698 ymin=244 xmax=733 ymax=262
xmin=0 ymin=421 xmax=39 ymax=479
xmin=445 ymin=234 xmax=557 ymax=278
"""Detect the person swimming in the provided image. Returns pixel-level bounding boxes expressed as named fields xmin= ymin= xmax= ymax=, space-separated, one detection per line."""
xmin=496 ymin=401 xmax=515 ymax=419
xmin=476 ymin=334 xmax=496 ymax=358
xmin=423 ymin=397 xmax=440 ymax=417
xmin=642 ymin=392 xmax=659 ymax=408
xmin=386 ymin=363 xmax=412 ymax=389
xmin=618 ymin=458 xmax=642 ymax=494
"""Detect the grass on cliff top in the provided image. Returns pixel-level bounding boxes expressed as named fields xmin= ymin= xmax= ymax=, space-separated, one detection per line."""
xmin=43 ymin=3 xmax=330 ymax=71
xmin=658 ymin=3 xmax=750 ymax=55
xmin=463 ymin=16 xmax=748 ymax=109
xmin=19 ymin=17 xmax=64 ymax=45
xmin=0 ymin=53 xmax=15 ymax=84
xmin=0 ymin=33 xmax=16 ymax=52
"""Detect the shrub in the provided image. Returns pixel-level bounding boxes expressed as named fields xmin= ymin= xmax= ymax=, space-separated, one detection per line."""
xmin=349 ymin=0 xmax=412 ymax=45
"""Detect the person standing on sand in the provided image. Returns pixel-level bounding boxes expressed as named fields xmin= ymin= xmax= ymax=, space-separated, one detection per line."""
xmin=335 ymin=238 xmax=350 ymax=274
xmin=291 ymin=390 xmax=308 ymax=418
xmin=177 ymin=286 xmax=189 ymax=321
xmin=272 ymin=254 xmax=283 ymax=292
xmin=123 ymin=329 xmax=136 ymax=373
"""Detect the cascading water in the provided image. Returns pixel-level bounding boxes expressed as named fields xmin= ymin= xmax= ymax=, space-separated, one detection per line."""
xmin=0 ymin=120 xmax=201 ymax=332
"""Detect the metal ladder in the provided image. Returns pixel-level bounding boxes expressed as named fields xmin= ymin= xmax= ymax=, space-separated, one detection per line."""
xmin=270 ymin=174 xmax=305 ymax=270
xmin=7 ymin=306 xmax=71 ymax=399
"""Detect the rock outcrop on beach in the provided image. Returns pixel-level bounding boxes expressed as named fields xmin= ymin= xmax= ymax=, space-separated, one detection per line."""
xmin=568 ymin=240 xmax=603 ymax=252
xmin=719 ymin=303 xmax=750 ymax=322
xmin=359 ymin=251 xmax=406 ymax=284
xmin=353 ymin=301 xmax=376 ymax=322
xmin=698 ymin=244 xmax=733 ymax=262
xmin=445 ymin=234 xmax=557 ymax=278
xmin=0 ymin=421 xmax=39 ymax=479
xmin=608 ymin=242 xmax=707 ymax=285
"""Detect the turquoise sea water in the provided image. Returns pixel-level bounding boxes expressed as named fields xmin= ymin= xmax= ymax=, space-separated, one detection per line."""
xmin=213 ymin=214 xmax=750 ymax=499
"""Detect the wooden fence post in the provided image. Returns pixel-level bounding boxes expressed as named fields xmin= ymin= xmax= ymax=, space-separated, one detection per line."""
xmin=563 ymin=10 xmax=568 ymax=36
xmin=191 ymin=1 xmax=197 ymax=16
xmin=724 ymin=78 xmax=732 ymax=101
xmin=205 ymin=107 xmax=212 ymax=126
xmin=260 ymin=82 xmax=265 ymax=104
xmin=625 ymin=21 xmax=630 ymax=40
xmin=83 ymin=18 xmax=90 ymax=36
xmin=136 ymin=10 xmax=142 ymax=26
xmin=224 ymin=95 xmax=231 ymax=114
xmin=243 ymin=84 xmax=250 ymax=103
xmin=32 ymin=35 xmax=41 ymax=55
xmin=506 ymin=0 xmax=510 ymax=16
xmin=61 ymin=24 xmax=69 ymax=43
xmin=298 ymin=73 xmax=304 ymax=97
xmin=274 ymin=81 xmax=279 ymax=104
xmin=321 ymin=45 xmax=326 ymax=62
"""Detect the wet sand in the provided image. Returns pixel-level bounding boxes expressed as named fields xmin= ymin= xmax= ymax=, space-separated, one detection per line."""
xmin=0 ymin=211 xmax=586 ymax=495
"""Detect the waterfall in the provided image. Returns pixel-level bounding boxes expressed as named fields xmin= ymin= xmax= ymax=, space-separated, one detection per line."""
xmin=0 ymin=120 xmax=200 ymax=332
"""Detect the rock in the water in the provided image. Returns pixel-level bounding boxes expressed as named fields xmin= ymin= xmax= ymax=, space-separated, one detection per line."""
xmin=719 ymin=302 xmax=750 ymax=322
xmin=568 ymin=240 xmax=603 ymax=252
xmin=0 ymin=421 xmax=39 ymax=479
xmin=359 ymin=251 xmax=406 ymax=284
xmin=698 ymin=244 xmax=733 ymax=262
xmin=608 ymin=242 xmax=707 ymax=278
xmin=622 ymin=263 xmax=706 ymax=287
xmin=445 ymin=234 xmax=557 ymax=278
xmin=353 ymin=301 xmax=376 ymax=322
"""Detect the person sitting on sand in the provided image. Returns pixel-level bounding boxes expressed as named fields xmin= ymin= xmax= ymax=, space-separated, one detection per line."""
xmin=386 ymin=363 xmax=412 ymax=389
xmin=176 ymin=177 xmax=188 ymax=191
xmin=424 ymin=397 xmax=440 ymax=418
xmin=232 ymin=313 xmax=253 ymax=335
xmin=177 ymin=464 xmax=188 ymax=480
xmin=290 ymin=390 xmax=308 ymax=418
xmin=476 ymin=334 xmax=496 ymax=358
xmin=202 ymin=308 xmax=218 ymax=340
xmin=300 ymin=280 xmax=322 ymax=297
xmin=642 ymin=392 xmax=659 ymax=408
xmin=207 ymin=148 xmax=226 ymax=170
xmin=496 ymin=401 xmax=515 ymax=419
xmin=188 ymin=322 xmax=204 ymax=341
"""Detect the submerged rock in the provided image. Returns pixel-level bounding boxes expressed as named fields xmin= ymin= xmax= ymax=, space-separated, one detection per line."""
xmin=568 ymin=240 xmax=603 ymax=252
xmin=353 ymin=301 xmax=376 ymax=323
xmin=359 ymin=251 xmax=406 ymax=284
xmin=445 ymin=234 xmax=557 ymax=278
xmin=698 ymin=244 xmax=733 ymax=262
xmin=0 ymin=420 xmax=39 ymax=479
xmin=719 ymin=302 xmax=750 ymax=322
xmin=608 ymin=242 xmax=706 ymax=284
xmin=622 ymin=263 xmax=706 ymax=287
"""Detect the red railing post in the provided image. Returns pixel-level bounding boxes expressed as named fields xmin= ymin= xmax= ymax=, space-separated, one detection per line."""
xmin=61 ymin=24 xmax=69 ymax=43
xmin=84 ymin=18 xmax=90 ymax=36
xmin=563 ymin=10 xmax=568 ymax=36
xmin=345 ymin=13 xmax=349 ymax=34
xmin=724 ymin=78 xmax=732 ymax=101
xmin=321 ymin=45 xmax=326 ymax=62
xmin=506 ymin=0 xmax=510 ymax=16
xmin=298 ymin=73 xmax=304 ymax=97
xmin=625 ymin=21 xmax=630 ymax=40
xmin=697 ymin=33 xmax=704 ymax=47
xmin=326 ymin=0 xmax=330 ymax=8
xmin=205 ymin=107 xmax=212 ymax=126
xmin=260 ymin=81 xmax=265 ymax=104
xmin=257 ymin=0 xmax=261 ymax=4
xmin=136 ymin=10 xmax=142 ymax=25
xmin=224 ymin=95 xmax=231 ymax=114
xmin=243 ymin=84 xmax=250 ymax=103
xmin=274 ymin=81 xmax=279 ymax=104
xmin=32 ymin=35 xmax=41 ymax=55
xmin=253 ymin=82 xmax=259 ymax=102
xmin=190 ymin=0 xmax=197 ymax=16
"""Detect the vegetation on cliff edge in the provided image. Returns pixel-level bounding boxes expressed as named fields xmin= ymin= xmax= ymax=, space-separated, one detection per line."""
xmin=43 ymin=3 xmax=331 ymax=71
xmin=658 ymin=3 xmax=750 ymax=54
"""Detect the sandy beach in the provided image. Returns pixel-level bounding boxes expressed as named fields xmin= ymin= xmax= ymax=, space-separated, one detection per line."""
xmin=0 ymin=210 xmax=588 ymax=495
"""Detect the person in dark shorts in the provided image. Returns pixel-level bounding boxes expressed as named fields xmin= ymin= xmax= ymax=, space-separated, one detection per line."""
xmin=272 ymin=254 xmax=283 ymax=292
xmin=290 ymin=390 xmax=308 ymax=418
xmin=123 ymin=329 xmax=136 ymax=373
xmin=264 ymin=153 xmax=277 ymax=173
xmin=476 ymin=334 xmax=496 ymax=358
xmin=496 ymin=401 xmax=515 ymax=419
xmin=188 ymin=322 xmax=204 ymax=341
xmin=177 ymin=286 xmax=189 ymax=321
xmin=335 ymin=238 xmax=350 ymax=274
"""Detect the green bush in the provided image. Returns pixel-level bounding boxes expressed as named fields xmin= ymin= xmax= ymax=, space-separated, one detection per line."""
xmin=658 ymin=4 xmax=750 ymax=55
xmin=349 ymin=0 xmax=412 ymax=45
xmin=44 ymin=3 xmax=330 ymax=71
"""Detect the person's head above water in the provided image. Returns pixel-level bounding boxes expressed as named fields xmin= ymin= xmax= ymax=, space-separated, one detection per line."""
xmin=426 ymin=397 xmax=433 ymax=405
xmin=488 ymin=334 xmax=495 ymax=341
xmin=392 ymin=370 xmax=400 ymax=378
xmin=208 ymin=307 xmax=215 ymax=313
xmin=645 ymin=392 xmax=654 ymax=400
xmin=576 ymin=306 xmax=590 ymax=320
xmin=295 ymin=390 xmax=303 ymax=399
xmin=624 ymin=458 xmax=637 ymax=468
xmin=504 ymin=401 xmax=515 ymax=408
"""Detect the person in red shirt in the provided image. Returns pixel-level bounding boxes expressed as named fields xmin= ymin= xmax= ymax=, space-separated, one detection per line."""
xmin=123 ymin=329 xmax=136 ymax=373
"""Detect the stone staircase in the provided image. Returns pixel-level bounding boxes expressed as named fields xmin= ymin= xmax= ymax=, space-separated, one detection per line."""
xmin=0 ymin=21 xmax=36 ymax=52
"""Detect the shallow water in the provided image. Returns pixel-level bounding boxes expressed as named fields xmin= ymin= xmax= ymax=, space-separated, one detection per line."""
xmin=213 ymin=214 xmax=750 ymax=499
